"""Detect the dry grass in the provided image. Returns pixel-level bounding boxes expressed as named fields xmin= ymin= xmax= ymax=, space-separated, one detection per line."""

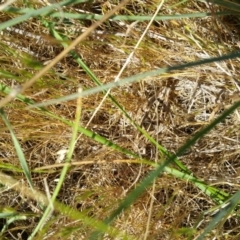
xmin=1 ymin=0 xmax=240 ymax=239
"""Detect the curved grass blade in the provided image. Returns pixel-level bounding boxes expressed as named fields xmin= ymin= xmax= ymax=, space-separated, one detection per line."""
xmin=3 ymin=7 xmax=234 ymax=20
xmin=0 ymin=162 xmax=23 ymax=172
xmin=0 ymin=108 xmax=33 ymax=189
xmin=210 ymin=0 xmax=240 ymax=12
xmin=196 ymin=189 xmax=240 ymax=240
xmin=28 ymin=88 xmax=83 ymax=239
xmin=0 ymin=0 xmax=87 ymax=31
xmin=50 ymin=11 xmax=233 ymax=20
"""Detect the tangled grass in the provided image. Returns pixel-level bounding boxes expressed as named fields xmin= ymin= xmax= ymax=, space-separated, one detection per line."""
xmin=1 ymin=0 xmax=240 ymax=239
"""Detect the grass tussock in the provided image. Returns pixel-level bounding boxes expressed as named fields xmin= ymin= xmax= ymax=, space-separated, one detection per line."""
xmin=1 ymin=0 xmax=240 ymax=239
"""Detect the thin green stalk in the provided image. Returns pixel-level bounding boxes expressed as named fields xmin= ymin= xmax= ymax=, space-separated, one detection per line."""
xmin=28 ymin=88 xmax=82 ymax=240
xmin=197 ymin=189 xmax=240 ymax=240
xmin=2 ymin=6 xmax=235 ymax=20
xmin=0 ymin=0 xmax=88 ymax=31
xmin=0 ymin=108 xmax=33 ymax=189
xmin=30 ymin=51 xmax=240 ymax=108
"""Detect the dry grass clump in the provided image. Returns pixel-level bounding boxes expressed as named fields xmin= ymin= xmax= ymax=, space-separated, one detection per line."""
xmin=1 ymin=0 xmax=240 ymax=239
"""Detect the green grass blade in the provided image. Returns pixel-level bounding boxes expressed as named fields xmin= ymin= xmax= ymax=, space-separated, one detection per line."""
xmin=0 ymin=0 xmax=87 ymax=31
xmin=3 ymin=4 xmax=232 ymax=20
xmin=164 ymin=167 xmax=229 ymax=203
xmin=0 ymin=109 xmax=33 ymax=189
xmin=29 ymin=88 xmax=83 ymax=239
xmin=210 ymin=0 xmax=240 ymax=12
xmin=0 ymin=162 xmax=23 ymax=172
xmin=50 ymin=11 xmax=229 ymax=20
xmin=30 ymin=51 xmax=240 ymax=108
xmin=197 ymin=189 xmax=240 ymax=240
